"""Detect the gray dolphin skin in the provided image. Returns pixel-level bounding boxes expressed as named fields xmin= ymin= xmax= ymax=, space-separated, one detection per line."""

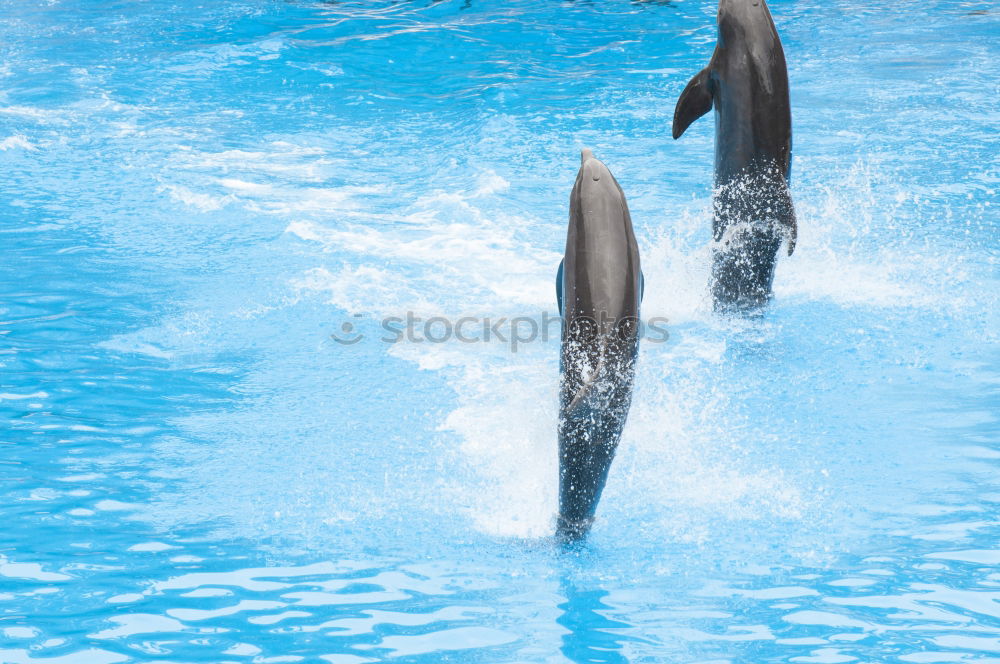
xmin=672 ymin=0 xmax=797 ymax=311
xmin=556 ymin=149 xmax=642 ymax=543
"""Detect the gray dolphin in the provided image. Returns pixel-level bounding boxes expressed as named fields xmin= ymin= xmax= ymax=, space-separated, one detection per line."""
xmin=673 ymin=0 xmax=797 ymax=311
xmin=555 ymin=149 xmax=643 ymax=543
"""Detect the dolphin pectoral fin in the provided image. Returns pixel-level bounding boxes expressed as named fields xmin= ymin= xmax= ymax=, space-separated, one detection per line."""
xmin=640 ymin=270 xmax=645 ymax=303
xmin=786 ymin=213 xmax=797 ymax=256
xmin=556 ymin=259 xmax=565 ymax=315
xmin=672 ymin=67 xmax=713 ymax=139
xmin=784 ymin=196 xmax=798 ymax=256
xmin=566 ymin=381 xmax=596 ymax=421
xmin=565 ymin=355 xmax=608 ymax=421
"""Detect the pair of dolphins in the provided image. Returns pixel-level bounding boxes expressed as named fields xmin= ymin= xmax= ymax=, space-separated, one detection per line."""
xmin=555 ymin=0 xmax=797 ymax=542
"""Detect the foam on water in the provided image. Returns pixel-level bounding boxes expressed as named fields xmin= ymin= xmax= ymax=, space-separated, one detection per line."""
xmin=89 ymin=120 xmax=994 ymax=556
xmin=281 ymin=149 xmax=961 ymax=545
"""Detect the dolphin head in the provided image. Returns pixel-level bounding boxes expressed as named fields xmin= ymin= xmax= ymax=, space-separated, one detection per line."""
xmin=718 ymin=0 xmax=767 ymax=16
xmin=717 ymin=0 xmax=773 ymax=46
xmin=578 ymin=148 xmax=612 ymax=185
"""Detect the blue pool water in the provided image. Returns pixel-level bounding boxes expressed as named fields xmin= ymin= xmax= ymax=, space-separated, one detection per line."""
xmin=1 ymin=0 xmax=998 ymax=661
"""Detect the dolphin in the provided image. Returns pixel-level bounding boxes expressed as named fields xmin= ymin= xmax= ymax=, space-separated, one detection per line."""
xmin=555 ymin=149 xmax=643 ymax=543
xmin=672 ymin=0 xmax=797 ymax=311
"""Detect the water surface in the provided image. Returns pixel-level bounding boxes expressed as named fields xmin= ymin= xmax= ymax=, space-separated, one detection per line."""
xmin=1 ymin=0 xmax=998 ymax=661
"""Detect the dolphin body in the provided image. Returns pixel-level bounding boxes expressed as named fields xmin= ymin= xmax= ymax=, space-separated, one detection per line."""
xmin=555 ymin=149 xmax=642 ymax=543
xmin=673 ymin=0 xmax=797 ymax=311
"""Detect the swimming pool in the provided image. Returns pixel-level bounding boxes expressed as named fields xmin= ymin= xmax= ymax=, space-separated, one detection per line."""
xmin=1 ymin=0 xmax=998 ymax=661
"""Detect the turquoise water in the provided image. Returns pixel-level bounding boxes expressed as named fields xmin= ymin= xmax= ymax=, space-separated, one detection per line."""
xmin=1 ymin=0 xmax=998 ymax=661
